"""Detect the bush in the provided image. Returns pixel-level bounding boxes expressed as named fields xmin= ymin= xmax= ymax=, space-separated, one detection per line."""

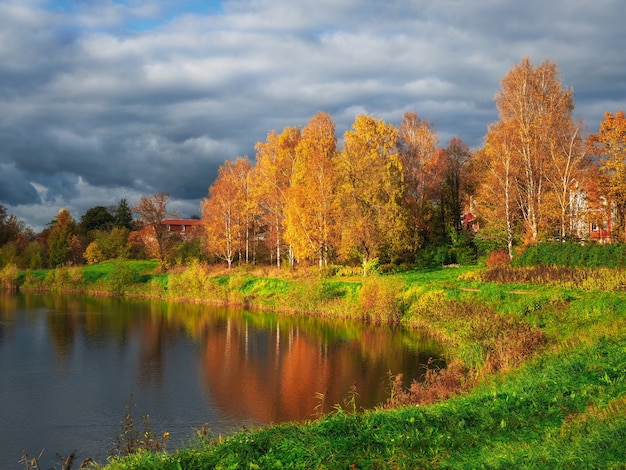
xmin=357 ymin=276 xmax=405 ymax=324
xmin=485 ymin=248 xmax=511 ymax=268
xmin=0 ymin=263 xmax=18 ymax=290
xmin=108 ymin=260 xmax=139 ymax=295
xmin=84 ymin=241 xmax=103 ymax=264
xmin=167 ymin=261 xmax=209 ymax=299
xmin=515 ymin=242 xmax=626 ymax=268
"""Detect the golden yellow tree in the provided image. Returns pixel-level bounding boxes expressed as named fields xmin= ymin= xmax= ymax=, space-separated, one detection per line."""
xmin=284 ymin=112 xmax=338 ymax=266
xmin=251 ymin=126 xmax=301 ymax=268
xmin=336 ymin=114 xmax=408 ymax=274
xmin=589 ymin=110 xmax=626 ymax=241
xmin=202 ymin=157 xmax=252 ymax=269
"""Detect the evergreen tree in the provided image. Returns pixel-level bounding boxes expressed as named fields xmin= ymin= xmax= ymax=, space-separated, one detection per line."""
xmin=114 ymin=199 xmax=134 ymax=230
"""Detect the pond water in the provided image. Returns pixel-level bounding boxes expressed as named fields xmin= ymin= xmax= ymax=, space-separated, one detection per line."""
xmin=0 ymin=291 xmax=443 ymax=468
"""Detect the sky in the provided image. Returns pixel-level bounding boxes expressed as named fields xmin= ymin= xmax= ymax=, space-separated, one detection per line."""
xmin=1 ymin=0 xmax=625 ymax=231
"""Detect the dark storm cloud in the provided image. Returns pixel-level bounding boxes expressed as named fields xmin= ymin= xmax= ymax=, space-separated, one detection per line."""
xmin=0 ymin=0 xmax=625 ymax=230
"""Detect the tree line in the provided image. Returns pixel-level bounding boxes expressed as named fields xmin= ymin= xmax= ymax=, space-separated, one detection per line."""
xmin=1 ymin=57 xmax=625 ymax=272
xmin=202 ymin=57 xmax=625 ymax=270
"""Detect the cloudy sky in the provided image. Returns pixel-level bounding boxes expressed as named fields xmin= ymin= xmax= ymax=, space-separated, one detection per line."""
xmin=1 ymin=0 xmax=625 ymax=231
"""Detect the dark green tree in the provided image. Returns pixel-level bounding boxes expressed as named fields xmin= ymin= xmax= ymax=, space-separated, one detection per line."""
xmin=80 ymin=206 xmax=114 ymax=232
xmin=114 ymin=199 xmax=134 ymax=229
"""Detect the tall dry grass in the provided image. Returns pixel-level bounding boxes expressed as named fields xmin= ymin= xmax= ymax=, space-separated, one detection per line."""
xmin=481 ymin=265 xmax=626 ymax=291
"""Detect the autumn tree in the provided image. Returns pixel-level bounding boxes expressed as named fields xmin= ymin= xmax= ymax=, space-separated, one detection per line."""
xmin=437 ymin=138 xmax=472 ymax=237
xmin=397 ymin=112 xmax=440 ymax=249
xmin=251 ymin=126 xmax=301 ymax=268
xmin=132 ymin=192 xmax=177 ymax=267
xmin=0 ymin=205 xmax=18 ymax=247
xmin=336 ymin=114 xmax=409 ymax=274
xmin=202 ymin=157 xmax=253 ymax=269
xmin=475 ymin=121 xmax=520 ymax=257
xmin=83 ymin=228 xmax=130 ymax=264
xmin=0 ymin=209 xmax=32 ymax=268
xmin=480 ymin=57 xmax=578 ymax=246
xmin=545 ymin=117 xmax=590 ymax=240
xmin=284 ymin=112 xmax=338 ymax=266
xmin=589 ymin=110 xmax=626 ymax=241
xmin=47 ymin=209 xmax=77 ymax=267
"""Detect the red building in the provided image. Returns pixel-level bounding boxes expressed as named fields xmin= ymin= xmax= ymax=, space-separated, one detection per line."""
xmin=161 ymin=219 xmax=202 ymax=239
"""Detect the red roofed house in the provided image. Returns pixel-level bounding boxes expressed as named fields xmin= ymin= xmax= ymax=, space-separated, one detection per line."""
xmin=161 ymin=219 xmax=203 ymax=240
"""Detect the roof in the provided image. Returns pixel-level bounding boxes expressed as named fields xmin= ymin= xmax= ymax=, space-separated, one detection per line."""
xmin=161 ymin=219 xmax=202 ymax=225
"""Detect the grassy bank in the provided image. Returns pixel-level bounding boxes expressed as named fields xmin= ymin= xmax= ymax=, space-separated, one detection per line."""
xmin=14 ymin=261 xmax=626 ymax=468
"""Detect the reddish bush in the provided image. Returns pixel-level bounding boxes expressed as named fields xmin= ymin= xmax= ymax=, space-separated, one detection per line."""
xmin=485 ymin=248 xmax=511 ymax=269
xmin=386 ymin=358 xmax=471 ymax=408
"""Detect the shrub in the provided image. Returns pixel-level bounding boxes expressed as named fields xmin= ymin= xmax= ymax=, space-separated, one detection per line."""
xmin=167 ymin=261 xmax=209 ymax=299
xmin=485 ymin=248 xmax=511 ymax=268
xmin=515 ymin=242 xmax=626 ymax=268
xmin=84 ymin=241 xmax=103 ymax=264
xmin=357 ymin=276 xmax=404 ymax=324
xmin=0 ymin=263 xmax=18 ymax=290
xmin=108 ymin=260 xmax=139 ymax=295
xmin=386 ymin=358 xmax=470 ymax=407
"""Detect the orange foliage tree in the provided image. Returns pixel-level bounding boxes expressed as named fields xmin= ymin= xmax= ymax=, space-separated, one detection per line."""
xmin=589 ymin=110 xmax=626 ymax=241
xmin=477 ymin=57 xmax=583 ymax=247
xmin=475 ymin=121 xmax=520 ymax=257
xmin=202 ymin=157 xmax=253 ymax=269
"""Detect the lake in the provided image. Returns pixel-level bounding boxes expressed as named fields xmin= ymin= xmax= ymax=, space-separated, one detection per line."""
xmin=0 ymin=290 xmax=443 ymax=468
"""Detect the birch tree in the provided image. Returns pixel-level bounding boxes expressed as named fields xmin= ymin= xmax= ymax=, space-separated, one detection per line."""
xmin=251 ymin=126 xmax=300 ymax=268
xmin=202 ymin=157 xmax=252 ymax=269
xmin=397 ymin=112 xmax=440 ymax=249
xmin=336 ymin=114 xmax=408 ymax=274
xmin=284 ymin=112 xmax=338 ymax=266
xmin=475 ymin=121 xmax=519 ymax=257
xmin=494 ymin=57 xmax=575 ymax=244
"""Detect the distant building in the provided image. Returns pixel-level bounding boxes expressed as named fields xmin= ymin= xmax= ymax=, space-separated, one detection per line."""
xmin=161 ymin=219 xmax=203 ymax=239
xmin=570 ymin=189 xmax=614 ymax=243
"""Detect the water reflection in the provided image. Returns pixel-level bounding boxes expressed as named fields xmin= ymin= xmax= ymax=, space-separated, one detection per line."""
xmin=0 ymin=291 xmax=443 ymax=468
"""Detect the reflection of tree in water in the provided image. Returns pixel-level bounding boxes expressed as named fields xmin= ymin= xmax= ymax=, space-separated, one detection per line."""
xmin=7 ymin=292 xmax=443 ymax=427
xmin=0 ymin=292 xmax=17 ymax=344
xmin=47 ymin=311 xmax=77 ymax=364
xmin=137 ymin=313 xmax=166 ymax=389
xmin=198 ymin=312 xmax=443 ymax=424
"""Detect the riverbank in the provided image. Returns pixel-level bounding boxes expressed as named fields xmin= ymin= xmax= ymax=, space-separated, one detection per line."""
xmin=12 ymin=261 xmax=626 ymax=468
